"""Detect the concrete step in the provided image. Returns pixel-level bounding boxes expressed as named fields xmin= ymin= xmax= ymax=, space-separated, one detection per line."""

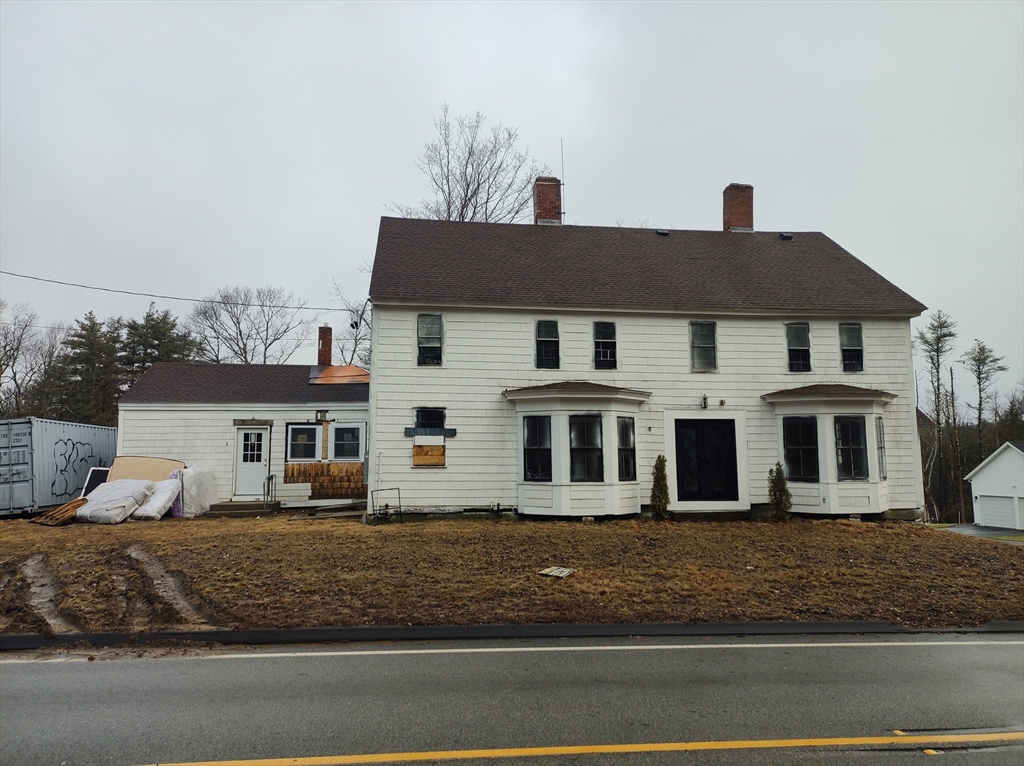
xmin=207 ymin=500 xmax=282 ymax=517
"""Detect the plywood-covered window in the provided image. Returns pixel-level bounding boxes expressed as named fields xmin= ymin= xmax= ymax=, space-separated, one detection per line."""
xmin=412 ymin=408 xmax=446 ymax=467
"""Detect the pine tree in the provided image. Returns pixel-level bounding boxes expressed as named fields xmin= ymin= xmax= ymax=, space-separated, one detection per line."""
xmin=650 ymin=455 xmax=670 ymax=520
xmin=119 ymin=303 xmax=197 ymax=387
xmin=768 ymin=462 xmax=792 ymax=522
xmin=60 ymin=312 xmax=121 ymax=426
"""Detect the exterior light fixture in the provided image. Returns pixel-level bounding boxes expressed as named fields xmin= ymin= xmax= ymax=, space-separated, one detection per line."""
xmin=701 ymin=394 xmax=708 ymax=409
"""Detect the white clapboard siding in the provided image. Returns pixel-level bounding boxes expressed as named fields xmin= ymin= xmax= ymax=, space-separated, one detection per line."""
xmin=369 ymin=306 xmax=923 ymax=514
xmin=118 ymin=403 xmax=368 ymax=504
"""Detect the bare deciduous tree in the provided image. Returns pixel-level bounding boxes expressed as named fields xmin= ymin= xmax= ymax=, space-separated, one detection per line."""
xmin=0 ymin=300 xmax=69 ymax=417
xmin=329 ymin=281 xmax=371 ymax=367
xmin=390 ymin=103 xmax=549 ymax=223
xmin=959 ymin=339 xmax=1008 ymax=461
xmin=187 ymin=286 xmax=317 ymax=365
xmin=915 ymin=309 xmax=957 ymax=519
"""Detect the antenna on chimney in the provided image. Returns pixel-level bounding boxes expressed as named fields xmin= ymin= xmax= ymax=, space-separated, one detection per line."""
xmin=560 ymin=138 xmax=566 ymax=220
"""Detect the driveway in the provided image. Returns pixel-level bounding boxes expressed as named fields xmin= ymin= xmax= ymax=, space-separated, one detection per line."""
xmin=938 ymin=524 xmax=1024 ymax=545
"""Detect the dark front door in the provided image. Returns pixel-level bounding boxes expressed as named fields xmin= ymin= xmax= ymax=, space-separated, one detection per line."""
xmin=674 ymin=419 xmax=738 ymax=502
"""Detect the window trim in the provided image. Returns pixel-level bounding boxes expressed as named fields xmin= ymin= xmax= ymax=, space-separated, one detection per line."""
xmin=835 ymin=415 xmax=869 ymax=481
xmin=417 ymin=313 xmax=443 ymax=366
xmin=594 ymin=321 xmax=617 ymax=370
xmin=617 ymin=416 xmax=637 ymax=482
xmin=536 ymin=320 xmax=560 ymax=370
xmin=786 ymin=322 xmax=811 ymax=372
xmin=286 ymin=423 xmax=321 ymax=463
xmin=569 ymin=414 xmax=604 ymax=482
xmin=523 ymin=415 xmax=552 ymax=482
xmin=875 ymin=416 xmax=887 ymax=481
xmin=329 ymin=422 xmax=364 ymax=462
xmin=839 ymin=322 xmax=863 ymax=373
xmin=782 ymin=416 xmax=819 ymax=482
xmin=690 ymin=320 xmax=718 ymax=372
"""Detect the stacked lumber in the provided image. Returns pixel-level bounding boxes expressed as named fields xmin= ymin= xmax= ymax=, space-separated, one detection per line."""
xmin=31 ymin=497 xmax=87 ymax=526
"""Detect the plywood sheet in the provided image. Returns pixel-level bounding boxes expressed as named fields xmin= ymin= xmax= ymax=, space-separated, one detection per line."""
xmin=108 ymin=456 xmax=186 ymax=482
xmin=412 ymin=445 xmax=445 ymax=467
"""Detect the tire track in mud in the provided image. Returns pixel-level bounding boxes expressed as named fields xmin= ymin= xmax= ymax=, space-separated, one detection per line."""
xmin=125 ymin=546 xmax=219 ymax=629
xmin=18 ymin=555 xmax=78 ymax=634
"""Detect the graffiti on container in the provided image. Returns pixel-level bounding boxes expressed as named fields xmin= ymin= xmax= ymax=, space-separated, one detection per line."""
xmin=51 ymin=440 xmax=106 ymax=498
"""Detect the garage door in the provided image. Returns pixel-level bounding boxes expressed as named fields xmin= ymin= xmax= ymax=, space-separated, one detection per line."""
xmin=978 ymin=495 xmax=1021 ymax=530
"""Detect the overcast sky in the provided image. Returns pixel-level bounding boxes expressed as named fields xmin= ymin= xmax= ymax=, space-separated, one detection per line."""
xmin=1 ymin=1 xmax=1021 ymax=400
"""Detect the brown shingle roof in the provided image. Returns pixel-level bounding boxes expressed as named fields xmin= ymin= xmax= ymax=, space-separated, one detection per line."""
xmin=370 ymin=217 xmax=926 ymax=316
xmin=762 ymin=384 xmax=896 ymax=401
xmin=120 ymin=363 xmax=369 ymax=405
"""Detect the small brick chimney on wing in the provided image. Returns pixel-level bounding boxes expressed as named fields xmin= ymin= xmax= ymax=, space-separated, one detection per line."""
xmin=723 ymin=183 xmax=753 ymax=232
xmin=533 ymin=177 xmax=562 ymax=225
xmin=317 ymin=324 xmax=332 ymax=366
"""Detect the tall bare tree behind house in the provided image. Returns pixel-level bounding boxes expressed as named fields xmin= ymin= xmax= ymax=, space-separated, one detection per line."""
xmin=390 ymin=103 xmax=549 ymax=224
xmin=187 ymin=285 xmax=317 ymax=365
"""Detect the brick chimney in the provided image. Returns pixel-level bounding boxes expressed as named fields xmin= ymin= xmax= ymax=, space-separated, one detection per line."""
xmin=533 ymin=177 xmax=562 ymax=225
xmin=317 ymin=324 xmax=332 ymax=366
xmin=723 ymin=183 xmax=753 ymax=232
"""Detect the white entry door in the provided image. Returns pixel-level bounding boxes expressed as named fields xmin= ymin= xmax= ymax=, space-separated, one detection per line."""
xmin=235 ymin=427 xmax=269 ymax=496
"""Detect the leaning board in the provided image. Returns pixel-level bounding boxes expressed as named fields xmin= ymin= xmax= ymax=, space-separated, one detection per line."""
xmin=108 ymin=456 xmax=186 ymax=483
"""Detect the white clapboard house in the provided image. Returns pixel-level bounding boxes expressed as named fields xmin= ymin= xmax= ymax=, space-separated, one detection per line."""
xmin=118 ymin=327 xmax=370 ymax=505
xmin=366 ymin=180 xmax=927 ymax=519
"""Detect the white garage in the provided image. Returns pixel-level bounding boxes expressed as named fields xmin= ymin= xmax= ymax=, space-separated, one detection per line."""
xmin=965 ymin=441 xmax=1024 ymax=530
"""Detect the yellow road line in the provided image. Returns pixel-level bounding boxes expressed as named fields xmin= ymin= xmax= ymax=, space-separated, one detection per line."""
xmin=139 ymin=731 xmax=1024 ymax=766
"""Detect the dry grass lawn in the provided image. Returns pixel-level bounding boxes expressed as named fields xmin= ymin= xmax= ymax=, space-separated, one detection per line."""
xmin=2 ymin=515 xmax=1023 ymax=635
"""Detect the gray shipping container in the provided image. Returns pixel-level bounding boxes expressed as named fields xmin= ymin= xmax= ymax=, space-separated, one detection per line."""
xmin=0 ymin=418 xmax=117 ymax=515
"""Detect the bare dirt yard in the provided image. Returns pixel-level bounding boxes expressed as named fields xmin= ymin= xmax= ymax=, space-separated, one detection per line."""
xmin=2 ymin=515 xmax=1023 ymax=636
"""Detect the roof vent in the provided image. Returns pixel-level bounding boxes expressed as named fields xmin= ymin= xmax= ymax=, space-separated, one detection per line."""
xmin=656 ymin=229 xmax=669 ymax=236
xmin=779 ymin=232 xmax=793 ymax=241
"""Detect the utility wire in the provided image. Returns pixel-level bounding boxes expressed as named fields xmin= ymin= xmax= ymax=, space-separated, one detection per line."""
xmin=0 ymin=270 xmax=340 ymax=312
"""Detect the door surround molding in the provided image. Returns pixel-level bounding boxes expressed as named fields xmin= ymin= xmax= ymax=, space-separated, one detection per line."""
xmin=662 ymin=409 xmax=749 ymax=512
xmin=234 ymin=426 xmax=270 ymax=497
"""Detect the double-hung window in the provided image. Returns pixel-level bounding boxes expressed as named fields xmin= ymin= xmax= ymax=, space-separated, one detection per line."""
xmin=875 ymin=417 xmax=887 ymax=480
xmin=523 ymin=416 xmax=552 ymax=482
xmin=417 ymin=314 xmax=442 ymax=366
xmin=691 ymin=321 xmax=717 ymax=371
xmin=787 ymin=323 xmax=811 ymax=372
xmin=782 ymin=416 xmax=819 ymax=482
xmin=840 ymin=323 xmax=863 ymax=372
xmin=569 ymin=414 xmax=603 ymax=482
xmin=536 ymin=321 xmax=559 ymax=369
xmin=594 ymin=322 xmax=616 ymax=369
xmin=330 ymin=424 xmax=363 ymax=461
xmin=835 ymin=416 xmax=868 ymax=480
xmin=617 ymin=417 xmax=636 ymax=481
xmin=287 ymin=424 xmax=319 ymax=462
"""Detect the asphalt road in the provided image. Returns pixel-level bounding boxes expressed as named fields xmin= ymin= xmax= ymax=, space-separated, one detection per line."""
xmin=1 ymin=633 xmax=1022 ymax=766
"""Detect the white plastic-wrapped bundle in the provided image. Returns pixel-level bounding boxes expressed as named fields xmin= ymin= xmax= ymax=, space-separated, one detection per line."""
xmin=76 ymin=480 xmax=155 ymax=524
xmin=181 ymin=467 xmax=216 ymax=518
xmin=132 ymin=479 xmax=183 ymax=520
